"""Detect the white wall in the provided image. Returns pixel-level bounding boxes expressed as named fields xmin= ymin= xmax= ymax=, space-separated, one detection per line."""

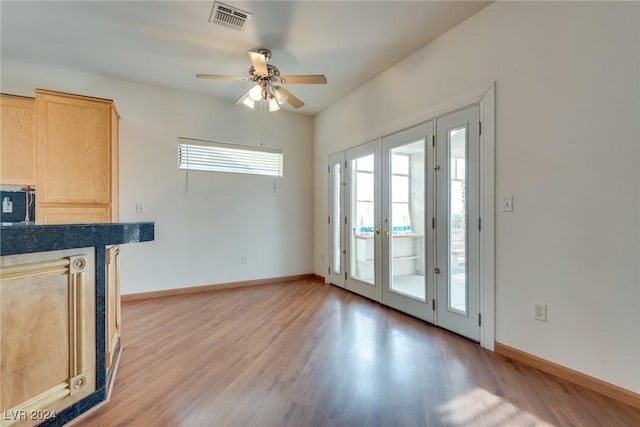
xmin=1 ymin=58 xmax=314 ymax=294
xmin=313 ymin=2 xmax=640 ymax=393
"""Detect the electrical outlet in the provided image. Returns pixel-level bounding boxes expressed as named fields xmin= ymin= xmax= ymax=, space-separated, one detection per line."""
xmin=136 ymin=203 xmax=144 ymax=214
xmin=241 ymin=256 xmax=247 ymax=265
xmin=534 ymin=304 xmax=547 ymax=322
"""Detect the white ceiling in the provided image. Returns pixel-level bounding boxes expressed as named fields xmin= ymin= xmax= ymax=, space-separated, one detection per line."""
xmin=1 ymin=1 xmax=491 ymax=115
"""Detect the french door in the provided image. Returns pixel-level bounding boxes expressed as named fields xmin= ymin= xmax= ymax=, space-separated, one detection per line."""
xmin=380 ymin=122 xmax=434 ymax=322
xmin=328 ymin=152 xmax=345 ymax=287
xmin=435 ymin=105 xmax=480 ymax=341
xmin=328 ymin=105 xmax=481 ymax=342
xmin=345 ymin=140 xmax=382 ymax=301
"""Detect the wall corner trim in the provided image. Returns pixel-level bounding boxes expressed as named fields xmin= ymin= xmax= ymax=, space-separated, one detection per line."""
xmin=494 ymin=342 xmax=640 ymax=410
xmin=312 ymin=274 xmax=326 ymax=283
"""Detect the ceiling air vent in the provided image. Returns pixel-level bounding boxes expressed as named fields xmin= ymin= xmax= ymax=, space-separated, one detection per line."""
xmin=209 ymin=1 xmax=252 ymax=30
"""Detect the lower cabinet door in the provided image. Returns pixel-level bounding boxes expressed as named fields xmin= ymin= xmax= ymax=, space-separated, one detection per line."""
xmin=105 ymin=245 xmax=121 ymax=371
xmin=0 ymin=248 xmax=96 ymax=427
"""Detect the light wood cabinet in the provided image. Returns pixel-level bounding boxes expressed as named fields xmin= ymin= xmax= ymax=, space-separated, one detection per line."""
xmin=105 ymin=245 xmax=121 ymax=371
xmin=0 ymin=248 xmax=96 ymax=426
xmin=38 ymin=205 xmax=111 ymax=224
xmin=0 ymin=94 xmax=35 ymax=186
xmin=35 ymin=89 xmax=119 ymax=224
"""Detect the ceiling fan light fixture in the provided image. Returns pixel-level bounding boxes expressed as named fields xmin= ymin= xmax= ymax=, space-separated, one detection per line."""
xmin=242 ymin=95 xmax=255 ymax=109
xmin=249 ymin=84 xmax=263 ymax=101
xmin=268 ymin=96 xmax=280 ymax=112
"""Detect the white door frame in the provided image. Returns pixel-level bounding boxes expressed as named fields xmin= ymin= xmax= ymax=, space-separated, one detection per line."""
xmin=478 ymin=83 xmax=496 ymax=351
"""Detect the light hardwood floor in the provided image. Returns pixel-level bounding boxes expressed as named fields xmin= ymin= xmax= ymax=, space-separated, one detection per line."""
xmin=78 ymin=278 xmax=640 ymax=426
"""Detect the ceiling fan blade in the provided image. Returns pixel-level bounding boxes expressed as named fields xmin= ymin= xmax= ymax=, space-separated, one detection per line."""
xmin=248 ymin=50 xmax=268 ymax=76
xmin=196 ymin=74 xmax=248 ymax=81
xmin=274 ymin=86 xmax=305 ymax=109
xmin=278 ymin=75 xmax=327 ymax=84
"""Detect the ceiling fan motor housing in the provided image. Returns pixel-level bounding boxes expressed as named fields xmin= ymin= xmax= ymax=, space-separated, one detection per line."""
xmin=249 ymin=64 xmax=280 ymax=82
xmin=249 ymin=64 xmax=283 ymax=100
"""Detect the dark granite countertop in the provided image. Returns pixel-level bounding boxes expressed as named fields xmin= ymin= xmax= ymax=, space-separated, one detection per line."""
xmin=0 ymin=222 xmax=155 ymax=256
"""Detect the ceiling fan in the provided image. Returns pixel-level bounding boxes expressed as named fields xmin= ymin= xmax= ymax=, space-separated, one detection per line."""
xmin=196 ymin=48 xmax=327 ymax=111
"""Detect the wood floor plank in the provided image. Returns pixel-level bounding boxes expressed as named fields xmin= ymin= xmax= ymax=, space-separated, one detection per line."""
xmin=77 ymin=279 xmax=640 ymax=426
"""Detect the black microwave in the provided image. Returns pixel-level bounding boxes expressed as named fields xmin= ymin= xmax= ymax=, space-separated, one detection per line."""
xmin=1 ymin=188 xmax=35 ymax=224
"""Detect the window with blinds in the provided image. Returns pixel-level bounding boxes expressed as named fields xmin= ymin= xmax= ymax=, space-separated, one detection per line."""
xmin=178 ymin=137 xmax=283 ymax=177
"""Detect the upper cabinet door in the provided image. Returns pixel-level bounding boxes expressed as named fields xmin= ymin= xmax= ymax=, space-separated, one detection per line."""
xmin=36 ymin=90 xmax=114 ymax=205
xmin=0 ymin=94 xmax=35 ymax=186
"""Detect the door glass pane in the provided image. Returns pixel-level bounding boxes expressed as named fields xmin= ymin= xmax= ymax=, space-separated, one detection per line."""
xmin=448 ymin=127 xmax=467 ymax=313
xmin=389 ymin=141 xmax=425 ymax=301
xmin=392 ymin=175 xmax=409 ymax=203
xmin=332 ymin=163 xmax=341 ymax=274
xmin=356 ymin=155 xmax=374 ymax=172
xmin=351 ymin=154 xmax=375 ymax=285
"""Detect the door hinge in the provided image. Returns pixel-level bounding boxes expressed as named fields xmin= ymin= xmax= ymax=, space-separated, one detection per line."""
xmin=328 ymin=165 xmax=330 ymax=173
xmin=479 ymin=313 xmax=482 ymax=327
xmin=344 ymin=216 xmax=347 ymax=225
xmin=479 ymin=121 xmax=482 ymax=135
xmin=344 ymin=160 xmax=347 ymax=168
xmin=478 ymin=217 xmax=482 ymax=231
xmin=431 ymin=135 xmax=435 ymax=147
xmin=432 ymin=217 xmax=435 ymax=229
xmin=328 ymin=267 xmax=331 ymax=275
xmin=432 ymin=299 xmax=436 ymax=311
xmin=328 ymin=216 xmax=331 ymax=224
xmin=434 ymin=267 xmax=440 ymax=274
xmin=434 ymin=165 xmax=440 ymax=172
xmin=344 ymin=272 xmax=347 ymax=280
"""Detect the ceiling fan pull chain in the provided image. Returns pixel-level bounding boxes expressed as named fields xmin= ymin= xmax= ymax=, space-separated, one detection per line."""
xmin=184 ymin=145 xmax=190 ymax=200
xmin=184 ymin=167 xmax=190 ymax=200
xmin=261 ymin=100 xmax=267 ymax=147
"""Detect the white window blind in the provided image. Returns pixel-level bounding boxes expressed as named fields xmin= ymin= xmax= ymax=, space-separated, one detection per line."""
xmin=178 ymin=137 xmax=283 ymax=177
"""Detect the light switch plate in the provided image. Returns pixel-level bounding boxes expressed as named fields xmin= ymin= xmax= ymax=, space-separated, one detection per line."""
xmin=135 ymin=203 xmax=144 ymax=214
xmin=502 ymin=195 xmax=513 ymax=212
